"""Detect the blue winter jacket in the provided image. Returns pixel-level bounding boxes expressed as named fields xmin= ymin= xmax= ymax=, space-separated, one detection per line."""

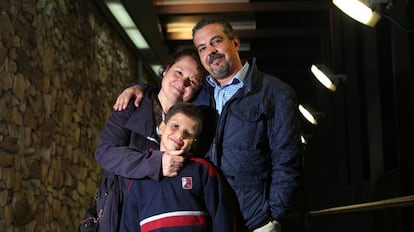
xmin=193 ymin=58 xmax=302 ymax=230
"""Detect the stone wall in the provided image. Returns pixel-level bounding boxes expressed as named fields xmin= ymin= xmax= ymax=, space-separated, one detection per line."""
xmin=0 ymin=0 xmax=141 ymax=231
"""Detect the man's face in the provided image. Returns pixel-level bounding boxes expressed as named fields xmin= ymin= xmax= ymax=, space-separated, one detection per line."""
xmin=193 ymin=23 xmax=240 ymax=81
xmin=158 ymin=113 xmax=198 ymax=152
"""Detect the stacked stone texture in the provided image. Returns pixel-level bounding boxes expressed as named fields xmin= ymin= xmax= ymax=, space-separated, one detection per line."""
xmin=0 ymin=0 xmax=140 ymax=231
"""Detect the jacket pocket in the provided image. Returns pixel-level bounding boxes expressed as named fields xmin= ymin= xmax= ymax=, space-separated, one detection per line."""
xmin=224 ymin=106 xmax=265 ymax=150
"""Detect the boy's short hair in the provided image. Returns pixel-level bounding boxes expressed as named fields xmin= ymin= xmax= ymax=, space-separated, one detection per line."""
xmin=164 ymin=102 xmax=204 ymax=137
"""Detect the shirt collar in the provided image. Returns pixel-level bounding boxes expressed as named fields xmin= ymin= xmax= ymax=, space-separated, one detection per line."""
xmin=206 ymin=61 xmax=250 ymax=88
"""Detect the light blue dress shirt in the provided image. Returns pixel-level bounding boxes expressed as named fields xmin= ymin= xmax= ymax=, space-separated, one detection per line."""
xmin=206 ymin=62 xmax=250 ymax=114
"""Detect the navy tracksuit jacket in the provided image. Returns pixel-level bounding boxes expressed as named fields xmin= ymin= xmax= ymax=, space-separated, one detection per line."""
xmin=120 ymin=157 xmax=239 ymax=232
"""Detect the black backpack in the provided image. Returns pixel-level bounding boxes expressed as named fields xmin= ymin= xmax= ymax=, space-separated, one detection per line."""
xmin=79 ymin=172 xmax=122 ymax=232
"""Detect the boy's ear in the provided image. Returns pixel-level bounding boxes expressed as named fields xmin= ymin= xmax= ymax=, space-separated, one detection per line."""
xmin=158 ymin=121 xmax=166 ymax=135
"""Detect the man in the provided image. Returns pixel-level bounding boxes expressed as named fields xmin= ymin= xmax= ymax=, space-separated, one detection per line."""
xmin=115 ymin=18 xmax=302 ymax=232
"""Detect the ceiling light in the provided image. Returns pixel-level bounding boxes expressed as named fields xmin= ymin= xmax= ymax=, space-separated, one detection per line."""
xmin=332 ymin=0 xmax=391 ymax=27
xmin=165 ymin=20 xmax=256 ymax=40
xmin=105 ymin=1 xmax=150 ymax=49
xmin=231 ymin=21 xmax=256 ymax=30
xmin=311 ymin=64 xmax=346 ymax=92
xmin=239 ymin=43 xmax=251 ymax=52
xmin=151 ymin=65 xmax=162 ymax=75
xmin=103 ymin=0 xmax=163 ymax=78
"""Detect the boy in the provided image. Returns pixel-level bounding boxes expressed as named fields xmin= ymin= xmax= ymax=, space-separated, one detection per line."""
xmin=120 ymin=102 xmax=240 ymax=232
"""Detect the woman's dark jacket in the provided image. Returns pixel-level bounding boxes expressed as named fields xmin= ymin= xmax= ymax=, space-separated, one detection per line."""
xmin=95 ymin=89 xmax=163 ymax=231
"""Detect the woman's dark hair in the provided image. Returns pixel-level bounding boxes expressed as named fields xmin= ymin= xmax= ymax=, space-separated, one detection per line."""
xmin=160 ymin=47 xmax=208 ymax=79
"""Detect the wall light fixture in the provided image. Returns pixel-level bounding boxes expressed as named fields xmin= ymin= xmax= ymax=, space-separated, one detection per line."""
xmin=311 ymin=64 xmax=346 ymax=92
xmin=332 ymin=0 xmax=391 ymax=27
xmin=299 ymin=104 xmax=325 ymax=126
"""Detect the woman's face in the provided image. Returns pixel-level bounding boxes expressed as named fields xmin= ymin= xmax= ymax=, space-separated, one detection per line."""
xmin=159 ymin=55 xmax=202 ymax=103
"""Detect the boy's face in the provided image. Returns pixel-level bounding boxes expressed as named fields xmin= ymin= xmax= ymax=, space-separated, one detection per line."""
xmin=158 ymin=113 xmax=198 ymax=152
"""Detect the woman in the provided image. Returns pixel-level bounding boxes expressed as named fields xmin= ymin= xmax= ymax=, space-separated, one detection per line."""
xmin=94 ymin=48 xmax=208 ymax=232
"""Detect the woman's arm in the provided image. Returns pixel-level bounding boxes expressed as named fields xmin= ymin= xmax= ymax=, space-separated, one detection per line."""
xmin=96 ymin=100 xmax=163 ymax=180
xmin=113 ymin=84 xmax=146 ymax=111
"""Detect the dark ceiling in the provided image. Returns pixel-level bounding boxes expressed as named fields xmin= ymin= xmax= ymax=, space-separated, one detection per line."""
xmin=110 ymin=0 xmax=335 ymax=104
xmin=153 ymin=0 xmax=333 ymax=104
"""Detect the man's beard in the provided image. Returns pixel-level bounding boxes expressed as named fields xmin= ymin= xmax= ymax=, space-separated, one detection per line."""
xmin=210 ymin=63 xmax=230 ymax=79
xmin=208 ymin=55 xmax=230 ymax=79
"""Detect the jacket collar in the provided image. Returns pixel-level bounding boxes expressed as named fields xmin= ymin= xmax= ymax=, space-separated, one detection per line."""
xmin=124 ymin=88 xmax=158 ymax=137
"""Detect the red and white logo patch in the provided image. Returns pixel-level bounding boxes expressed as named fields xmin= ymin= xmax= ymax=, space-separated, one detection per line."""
xmin=181 ymin=177 xmax=193 ymax=189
